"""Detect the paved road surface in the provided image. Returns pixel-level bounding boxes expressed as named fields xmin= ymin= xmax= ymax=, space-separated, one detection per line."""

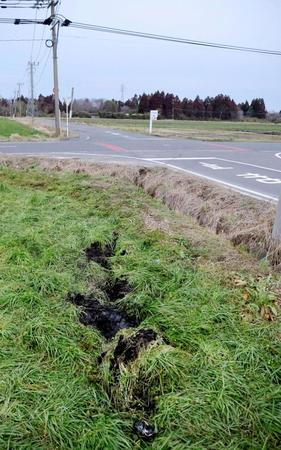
xmin=1 ymin=120 xmax=281 ymax=202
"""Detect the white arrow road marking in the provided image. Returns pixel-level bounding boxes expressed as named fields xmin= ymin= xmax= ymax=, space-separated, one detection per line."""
xmin=215 ymin=157 xmax=281 ymax=174
xmin=150 ymin=160 xmax=278 ymax=202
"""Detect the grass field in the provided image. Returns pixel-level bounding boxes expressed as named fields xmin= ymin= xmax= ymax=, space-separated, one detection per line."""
xmin=0 ymin=117 xmax=45 ymax=140
xmin=81 ymin=118 xmax=281 ymax=142
xmin=0 ymin=163 xmax=280 ymax=449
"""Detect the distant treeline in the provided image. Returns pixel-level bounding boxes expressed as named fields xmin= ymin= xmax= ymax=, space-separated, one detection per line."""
xmin=0 ymin=91 xmax=269 ymax=120
xmin=68 ymin=92 xmax=268 ymax=120
xmin=99 ymin=93 xmax=267 ymax=120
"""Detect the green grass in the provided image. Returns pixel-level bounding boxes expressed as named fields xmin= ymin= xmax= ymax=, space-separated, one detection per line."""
xmin=0 ymin=165 xmax=280 ymax=449
xmin=80 ymin=118 xmax=281 ymax=142
xmin=0 ymin=117 xmax=45 ymax=139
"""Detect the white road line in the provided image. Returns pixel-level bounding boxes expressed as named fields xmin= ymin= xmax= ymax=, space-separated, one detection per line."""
xmin=149 ymin=156 xmax=281 ymax=174
xmin=8 ymin=151 xmax=146 ymax=162
xmin=145 ymin=157 xmax=215 ymax=161
xmin=106 ymin=131 xmax=120 ymax=136
xmin=215 ymin=157 xmax=281 ymax=174
xmin=153 ymin=161 xmax=278 ymax=202
xmin=0 ymin=145 xmax=17 ymax=148
xmin=275 ymin=152 xmax=281 ymax=159
xmin=2 ymin=150 xmax=278 ymax=201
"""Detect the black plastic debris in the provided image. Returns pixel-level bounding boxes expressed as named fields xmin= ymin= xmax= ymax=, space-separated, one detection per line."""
xmin=133 ymin=419 xmax=157 ymax=440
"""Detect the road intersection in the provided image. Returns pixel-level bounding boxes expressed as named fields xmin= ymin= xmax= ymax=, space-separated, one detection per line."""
xmin=1 ymin=120 xmax=281 ymax=201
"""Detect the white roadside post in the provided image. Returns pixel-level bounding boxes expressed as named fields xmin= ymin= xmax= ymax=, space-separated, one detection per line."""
xmin=70 ymin=87 xmax=74 ymax=119
xmin=272 ymin=194 xmax=281 ymax=240
xmin=64 ymin=97 xmax=71 ymax=138
xmin=149 ymin=110 xmax=158 ymax=134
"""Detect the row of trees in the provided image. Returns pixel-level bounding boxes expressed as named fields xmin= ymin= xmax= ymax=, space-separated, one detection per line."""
xmin=126 ymin=92 xmax=267 ymax=120
xmin=0 ymin=92 xmax=268 ymax=120
xmin=72 ymin=92 xmax=267 ymax=120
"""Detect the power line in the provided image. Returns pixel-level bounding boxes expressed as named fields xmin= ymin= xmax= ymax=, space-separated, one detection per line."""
xmin=30 ymin=7 xmax=38 ymax=60
xmin=0 ymin=18 xmax=47 ymax=24
xmin=34 ymin=7 xmax=48 ymax=61
xmin=0 ymin=38 xmax=44 ymax=41
xmin=2 ymin=17 xmax=280 ymax=57
xmin=0 ymin=1 xmax=53 ymax=8
xmin=67 ymin=22 xmax=281 ymax=57
xmin=35 ymin=47 xmax=51 ymax=87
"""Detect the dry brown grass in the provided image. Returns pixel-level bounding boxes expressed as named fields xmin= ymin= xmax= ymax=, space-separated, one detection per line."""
xmin=1 ymin=155 xmax=280 ymax=269
xmin=14 ymin=118 xmax=78 ymax=140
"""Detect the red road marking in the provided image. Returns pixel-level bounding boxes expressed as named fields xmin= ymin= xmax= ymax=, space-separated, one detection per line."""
xmin=207 ymin=142 xmax=249 ymax=152
xmin=96 ymin=142 xmax=128 ymax=153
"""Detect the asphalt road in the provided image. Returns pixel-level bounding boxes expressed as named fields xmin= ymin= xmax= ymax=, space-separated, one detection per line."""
xmin=1 ymin=119 xmax=281 ymax=202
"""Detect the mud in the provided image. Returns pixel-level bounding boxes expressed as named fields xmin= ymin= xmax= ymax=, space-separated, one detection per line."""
xmin=106 ymin=278 xmax=132 ymax=302
xmin=69 ymin=293 xmax=138 ymax=340
xmin=111 ymin=329 xmax=158 ymax=368
xmin=85 ymin=232 xmax=118 ymax=268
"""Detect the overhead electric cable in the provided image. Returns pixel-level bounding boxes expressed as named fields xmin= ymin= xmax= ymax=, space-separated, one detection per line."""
xmin=0 ymin=37 xmax=44 ymax=41
xmin=67 ymin=22 xmax=281 ymax=57
xmin=1 ymin=16 xmax=281 ymax=57
xmin=35 ymin=6 xmax=48 ymax=61
xmin=30 ymin=7 xmax=38 ymax=59
xmin=0 ymin=1 xmax=52 ymax=9
xmin=35 ymin=47 xmax=51 ymax=86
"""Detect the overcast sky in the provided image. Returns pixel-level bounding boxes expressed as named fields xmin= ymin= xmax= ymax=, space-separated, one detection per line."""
xmin=1 ymin=0 xmax=281 ymax=110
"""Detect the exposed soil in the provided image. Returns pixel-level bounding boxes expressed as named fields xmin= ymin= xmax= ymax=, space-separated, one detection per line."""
xmin=98 ymin=329 xmax=159 ymax=415
xmin=85 ymin=232 xmax=118 ymax=268
xmin=106 ymin=278 xmax=132 ymax=302
xmin=111 ymin=329 xmax=158 ymax=368
xmin=69 ymin=293 xmax=138 ymax=340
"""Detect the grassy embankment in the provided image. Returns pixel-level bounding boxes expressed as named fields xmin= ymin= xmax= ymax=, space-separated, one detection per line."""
xmin=0 ymin=164 xmax=280 ymax=449
xmin=80 ymin=118 xmax=281 ymax=142
xmin=0 ymin=117 xmax=46 ymax=140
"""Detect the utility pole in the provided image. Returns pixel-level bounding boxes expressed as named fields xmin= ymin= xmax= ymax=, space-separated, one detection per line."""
xmin=28 ymin=61 xmax=38 ymax=122
xmin=70 ymin=87 xmax=74 ymax=119
xmin=13 ymin=90 xmax=17 ymax=117
xmin=17 ymin=82 xmax=24 ymax=117
xmin=121 ymin=84 xmax=125 ymax=103
xmin=50 ymin=1 xmax=61 ymax=136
